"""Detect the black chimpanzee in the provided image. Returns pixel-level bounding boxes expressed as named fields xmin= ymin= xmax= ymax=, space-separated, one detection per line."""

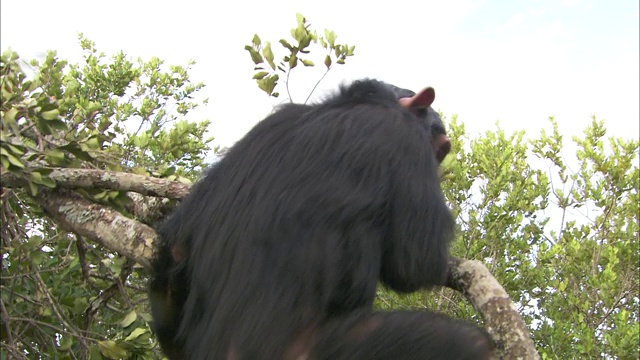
xmin=149 ymin=79 xmax=492 ymax=360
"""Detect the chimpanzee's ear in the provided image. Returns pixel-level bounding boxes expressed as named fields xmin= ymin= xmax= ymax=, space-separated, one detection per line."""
xmin=399 ymin=87 xmax=435 ymax=109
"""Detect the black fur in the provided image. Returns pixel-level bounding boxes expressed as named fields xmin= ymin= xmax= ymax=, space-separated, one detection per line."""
xmin=150 ymin=79 xmax=491 ymax=359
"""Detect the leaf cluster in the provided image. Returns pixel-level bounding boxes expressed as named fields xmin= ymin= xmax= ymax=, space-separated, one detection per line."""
xmin=244 ymin=13 xmax=355 ymax=101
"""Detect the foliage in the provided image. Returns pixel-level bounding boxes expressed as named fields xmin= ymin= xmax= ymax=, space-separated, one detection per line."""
xmin=529 ymin=119 xmax=639 ymax=359
xmin=1 ymin=35 xmax=213 ymax=186
xmin=375 ymin=115 xmax=639 ymax=359
xmin=244 ymin=13 xmax=355 ymax=102
xmin=1 ymin=36 xmax=212 ymax=359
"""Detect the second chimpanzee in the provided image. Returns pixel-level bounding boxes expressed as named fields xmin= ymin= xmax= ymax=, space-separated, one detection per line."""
xmin=150 ymin=79 xmax=492 ymax=359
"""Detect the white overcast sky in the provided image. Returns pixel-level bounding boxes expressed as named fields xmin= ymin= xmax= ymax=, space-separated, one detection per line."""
xmin=1 ymin=0 xmax=638 ymax=149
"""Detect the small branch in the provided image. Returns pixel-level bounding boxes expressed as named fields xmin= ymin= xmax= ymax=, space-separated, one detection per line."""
xmin=596 ymin=290 xmax=630 ymax=329
xmin=304 ymin=67 xmax=332 ymax=104
xmin=0 ymin=299 xmax=16 ymax=351
xmin=75 ymin=235 xmax=91 ymax=281
xmin=84 ymin=282 xmax=119 ymax=330
xmin=9 ymin=316 xmax=103 ymax=342
xmin=1 ymin=167 xmax=191 ymax=199
xmin=285 ymin=69 xmax=293 ymax=102
xmin=447 ymin=257 xmax=540 ymax=360
xmin=34 ymin=271 xmax=90 ymax=351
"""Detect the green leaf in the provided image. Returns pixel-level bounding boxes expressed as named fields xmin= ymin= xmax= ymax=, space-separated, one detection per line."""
xmin=35 ymin=118 xmax=53 ymax=135
xmin=2 ymin=107 xmax=18 ymax=124
xmin=289 ymin=54 xmax=298 ymax=69
xmin=2 ymin=49 xmax=18 ymax=61
xmin=257 ymin=74 xmax=279 ymax=96
xmin=162 ymin=166 xmax=176 ymax=176
xmin=40 ymin=176 xmax=57 ymax=188
xmin=89 ymin=345 xmax=103 ymax=359
xmin=301 ymin=59 xmax=314 ymax=67
xmin=29 ymin=249 xmax=44 ymax=266
xmin=28 ymin=181 xmax=38 ymax=196
xmin=6 ymin=143 xmax=26 ymax=155
xmin=296 ymin=13 xmax=306 ymax=25
xmin=3 ymin=151 xmax=24 ymax=168
xmin=48 ymin=119 xmax=68 ymax=131
xmin=292 ymin=26 xmax=306 ymax=43
xmin=324 ymin=55 xmax=332 ymax=69
xmin=120 ymin=310 xmax=137 ymax=327
xmin=558 ymin=280 xmax=567 ymax=292
xmin=30 ymin=171 xmax=44 ymax=184
xmin=252 ymin=34 xmax=261 ymax=46
xmin=132 ymin=134 xmax=149 ymax=148
xmin=263 ymin=42 xmax=276 ymax=70
xmin=279 ymin=39 xmax=293 ymax=51
xmin=94 ymin=190 xmax=108 ymax=200
xmin=246 ymin=48 xmax=263 ymax=65
xmin=58 ymin=143 xmax=93 ymax=161
xmin=124 ymin=327 xmax=147 ymax=341
xmin=45 ymin=149 xmax=66 ymax=165
xmin=58 ymin=336 xmax=73 ymax=351
xmin=252 ymin=71 xmax=269 ymax=80
xmin=97 ymin=340 xmax=128 ymax=359
xmin=85 ymin=137 xmax=101 ymax=150
xmin=41 ymin=109 xmax=60 ymax=120
xmin=324 ymin=29 xmax=337 ymax=47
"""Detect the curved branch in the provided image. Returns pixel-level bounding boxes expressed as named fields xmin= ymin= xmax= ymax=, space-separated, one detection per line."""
xmin=304 ymin=67 xmax=331 ymax=104
xmin=34 ymin=188 xmax=156 ymax=269
xmin=1 ymin=167 xmax=191 ymax=199
xmin=447 ymin=257 xmax=540 ymax=360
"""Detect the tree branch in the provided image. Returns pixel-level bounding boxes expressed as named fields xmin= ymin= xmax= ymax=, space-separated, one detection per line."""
xmin=124 ymin=192 xmax=176 ymax=225
xmin=34 ymin=188 xmax=156 ymax=269
xmin=1 ymin=167 xmax=191 ymax=199
xmin=447 ymin=256 xmax=540 ymax=360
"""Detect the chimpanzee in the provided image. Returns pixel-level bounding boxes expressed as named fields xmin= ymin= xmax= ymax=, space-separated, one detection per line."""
xmin=149 ymin=79 xmax=492 ymax=359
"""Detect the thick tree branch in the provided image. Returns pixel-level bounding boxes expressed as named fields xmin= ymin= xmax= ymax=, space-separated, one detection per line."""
xmin=124 ymin=192 xmax=176 ymax=225
xmin=1 ymin=167 xmax=191 ymax=199
xmin=447 ymin=256 xmax=540 ymax=360
xmin=34 ymin=188 xmax=155 ymax=269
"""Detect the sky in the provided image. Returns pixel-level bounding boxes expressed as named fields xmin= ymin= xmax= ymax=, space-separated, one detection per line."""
xmin=1 ymin=0 xmax=638 ymax=149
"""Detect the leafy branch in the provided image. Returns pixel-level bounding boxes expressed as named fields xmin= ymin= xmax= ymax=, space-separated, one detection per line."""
xmin=244 ymin=13 xmax=355 ymax=102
